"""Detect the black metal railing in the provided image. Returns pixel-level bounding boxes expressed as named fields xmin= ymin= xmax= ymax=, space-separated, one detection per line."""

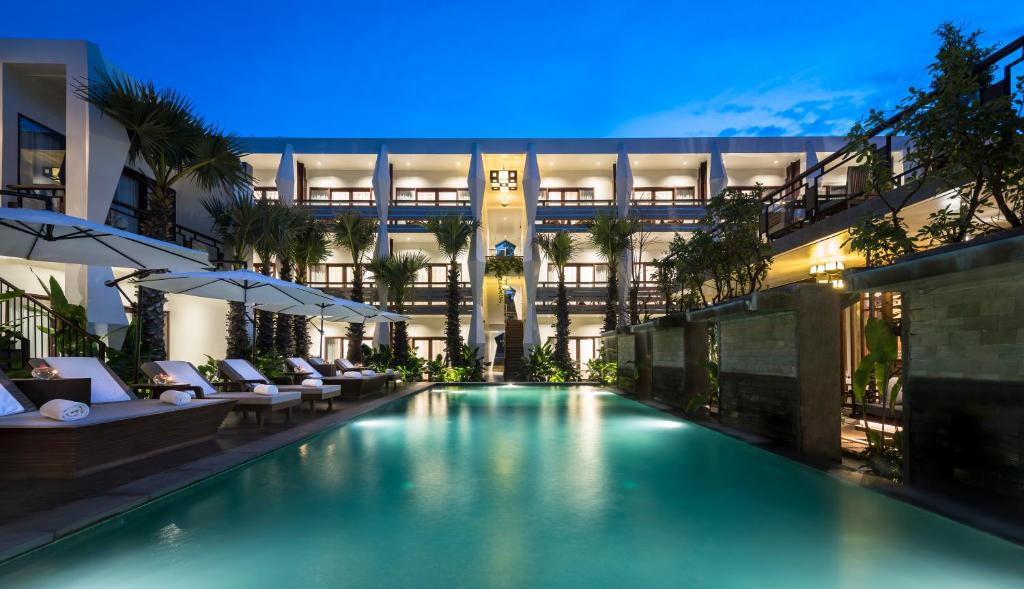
xmin=2 ymin=186 xmax=66 ymax=212
xmin=760 ymin=34 xmax=1024 ymax=241
xmin=0 ymin=276 xmax=106 ymax=373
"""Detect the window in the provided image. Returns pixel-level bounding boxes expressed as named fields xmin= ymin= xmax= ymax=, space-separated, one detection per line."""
xmin=539 ymin=187 xmax=601 ymax=206
xmin=413 ymin=263 xmax=457 ymax=286
xmin=546 ymin=336 xmax=601 ymax=369
xmin=17 ymin=115 xmax=66 ymax=186
xmin=393 ymin=188 xmax=469 ymax=206
xmin=631 ymin=186 xmax=698 ymax=205
xmin=108 ymin=172 xmax=145 ymax=233
xmin=304 ymin=187 xmax=373 ymax=205
xmin=545 ymin=263 xmax=606 ymax=286
xmin=254 ymin=187 xmax=279 ymax=201
xmin=324 ymin=337 xmax=349 ymax=362
xmin=307 ymin=264 xmax=375 ymax=290
xmin=411 ymin=337 xmax=447 ymax=361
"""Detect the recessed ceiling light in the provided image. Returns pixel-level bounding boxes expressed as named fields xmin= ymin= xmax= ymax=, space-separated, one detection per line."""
xmin=595 ymin=162 xmax=601 ymax=166
xmin=633 ymin=160 xmax=639 ymax=166
xmin=773 ymin=160 xmax=779 ymax=164
xmin=405 ymin=162 xmax=411 ymax=166
xmin=683 ymin=161 xmax=688 ymax=165
xmin=456 ymin=161 xmax=461 ymax=166
xmin=316 ymin=161 xmax=322 ymax=166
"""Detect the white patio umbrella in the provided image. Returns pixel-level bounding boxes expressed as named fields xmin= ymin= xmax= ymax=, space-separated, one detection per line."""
xmin=275 ymin=144 xmax=296 ymax=206
xmin=340 ymin=310 xmax=408 ymax=324
xmin=0 ymin=207 xmax=211 ymax=270
xmin=256 ymin=297 xmax=380 ymax=358
xmin=135 ymin=269 xmax=334 ymax=359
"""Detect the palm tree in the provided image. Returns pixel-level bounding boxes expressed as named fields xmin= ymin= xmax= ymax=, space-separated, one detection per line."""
xmin=249 ymin=201 xmax=298 ymax=355
xmin=535 ymin=232 xmax=577 ymax=372
xmin=421 ymin=215 xmax=479 ymax=366
xmin=368 ymin=252 xmax=429 ymax=362
xmin=586 ymin=212 xmax=635 ymax=331
xmin=202 ymin=192 xmax=258 ymax=358
xmin=291 ymin=215 xmax=331 ymax=357
xmin=76 ymin=70 xmax=250 ymax=360
xmin=333 ymin=212 xmax=377 ymax=363
xmin=271 ymin=207 xmax=308 ymax=356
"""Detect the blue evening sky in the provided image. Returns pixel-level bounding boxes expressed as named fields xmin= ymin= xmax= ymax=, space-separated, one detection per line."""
xmin=3 ymin=0 xmax=1021 ymax=138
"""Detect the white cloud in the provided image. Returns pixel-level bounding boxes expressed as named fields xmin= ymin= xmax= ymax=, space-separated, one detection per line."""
xmin=611 ymin=80 xmax=877 ymax=137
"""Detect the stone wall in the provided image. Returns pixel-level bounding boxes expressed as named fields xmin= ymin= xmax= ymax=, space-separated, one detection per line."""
xmin=648 ymin=318 xmax=710 ymax=409
xmin=903 ymin=273 xmax=1024 ymax=499
xmin=616 ymin=333 xmax=636 ymax=393
xmin=907 ymin=274 xmax=1024 ymax=381
xmin=720 ymin=314 xmax=797 ymax=377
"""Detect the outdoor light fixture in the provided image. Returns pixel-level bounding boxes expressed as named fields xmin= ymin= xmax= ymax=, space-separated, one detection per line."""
xmin=31 ymin=365 xmax=59 ymax=380
xmin=809 ymin=260 xmax=845 ymax=289
xmin=490 ymin=168 xmax=518 ymax=193
xmin=152 ymin=372 xmax=177 ymax=386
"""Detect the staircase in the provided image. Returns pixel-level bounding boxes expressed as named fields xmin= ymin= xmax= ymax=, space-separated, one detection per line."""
xmin=0 ymin=276 xmax=106 ymax=375
xmin=503 ymin=319 xmax=525 ymax=381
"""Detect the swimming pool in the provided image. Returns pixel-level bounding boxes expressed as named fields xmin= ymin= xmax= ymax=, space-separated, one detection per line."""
xmin=2 ymin=385 xmax=1022 ymax=587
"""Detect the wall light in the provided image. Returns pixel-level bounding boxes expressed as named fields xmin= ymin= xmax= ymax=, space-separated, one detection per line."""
xmin=490 ymin=168 xmax=518 ymax=197
xmin=809 ymin=260 xmax=845 ymax=289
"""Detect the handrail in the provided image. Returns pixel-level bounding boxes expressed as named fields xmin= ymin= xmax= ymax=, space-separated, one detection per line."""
xmin=760 ymin=34 xmax=1024 ymax=240
xmin=0 ymin=275 xmax=107 ymax=369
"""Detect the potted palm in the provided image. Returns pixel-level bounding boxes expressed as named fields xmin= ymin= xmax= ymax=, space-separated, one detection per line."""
xmin=368 ymin=253 xmax=429 ymax=362
xmin=585 ymin=212 xmax=635 ymax=331
xmin=291 ymin=215 xmax=331 ymax=357
xmin=534 ymin=231 xmax=577 ymax=374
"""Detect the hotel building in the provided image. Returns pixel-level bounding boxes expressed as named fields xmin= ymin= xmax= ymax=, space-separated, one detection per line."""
xmin=1 ymin=38 xmax=938 ymax=378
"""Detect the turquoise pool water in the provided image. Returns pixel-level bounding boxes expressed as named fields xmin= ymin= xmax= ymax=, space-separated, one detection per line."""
xmin=2 ymin=385 xmax=1023 ymax=587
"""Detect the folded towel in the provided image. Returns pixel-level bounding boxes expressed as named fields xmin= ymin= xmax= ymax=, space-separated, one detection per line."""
xmin=253 ymin=384 xmax=278 ymax=395
xmin=159 ymin=390 xmax=192 ymax=406
xmin=343 ymin=371 xmax=363 ymax=379
xmin=302 ymin=378 xmax=323 ymax=387
xmin=40 ymin=399 xmax=90 ymax=422
xmin=384 ymin=368 xmax=396 ymax=375
xmin=361 ymin=369 xmax=376 ymax=376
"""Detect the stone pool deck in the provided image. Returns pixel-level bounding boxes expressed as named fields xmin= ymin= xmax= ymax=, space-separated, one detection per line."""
xmin=0 ymin=382 xmax=431 ymax=563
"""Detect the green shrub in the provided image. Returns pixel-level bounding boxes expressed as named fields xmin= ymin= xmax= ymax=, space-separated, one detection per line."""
xmin=586 ymin=356 xmax=617 ymax=385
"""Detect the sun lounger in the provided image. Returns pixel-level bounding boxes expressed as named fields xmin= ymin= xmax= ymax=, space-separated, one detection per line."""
xmin=219 ymin=359 xmax=341 ymax=413
xmin=141 ymin=361 xmax=302 ymax=427
xmin=0 ymin=363 xmax=233 ymax=479
xmin=333 ymin=358 xmax=397 ymax=392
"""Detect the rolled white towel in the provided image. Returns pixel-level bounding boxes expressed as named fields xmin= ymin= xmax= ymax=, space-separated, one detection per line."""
xmin=302 ymin=378 xmax=323 ymax=387
xmin=253 ymin=384 xmax=278 ymax=395
xmin=343 ymin=371 xmax=363 ymax=379
xmin=159 ymin=390 xmax=192 ymax=406
xmin=361 ymin=369 xmax=377 ymax=376
xmin=40 ymin=399 xmax=90 ymax=422
xmin=384 ymin=368 xmax=396 ymax=375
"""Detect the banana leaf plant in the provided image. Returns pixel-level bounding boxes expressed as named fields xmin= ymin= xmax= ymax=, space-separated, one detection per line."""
xmin=852 ymin=317 xmax=903 ymax=472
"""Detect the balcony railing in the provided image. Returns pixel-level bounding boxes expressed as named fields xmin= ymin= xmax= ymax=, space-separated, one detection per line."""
xmin=535 ymin=285 xmax=666 ymax=314
xmin=760 ymin=34 xmax=1024 ymax=241
xmin=3 ymin=185 xmax=66 ymax=212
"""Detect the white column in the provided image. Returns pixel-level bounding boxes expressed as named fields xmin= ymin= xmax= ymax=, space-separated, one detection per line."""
xmin=466 ymin=144 xmax=487 ymax=358
xmin=372 ymin=144 xmax=391 ymax=348
xmin=615 ymin=144 xmax=633 ymax=327
xmin=275 ymin=143 xmax=296 ymax=206
xmin=709 ymin=141 xmax=728 ymax=198
xmin=68 ymin=47 xmax=131 ymax=341
xmin=521 ymin=144 xmax=541 ymax=354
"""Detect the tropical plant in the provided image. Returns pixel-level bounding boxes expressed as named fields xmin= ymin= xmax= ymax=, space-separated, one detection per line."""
xmin=484 ymin=255 xmax=524 ymax=297
xmin=334 ymin=212 xmax=378 ymax=363
xmin=364 ymin=344 xmax=426 ymax=382
xmin=585 ymin=355 xmax=617 ymax=385
xmin=852 ymin=317 xmax=903 ymax=480
xmin=586 ymin=212 xmax=637 ymax=330
xmin=253 ymin=352 xmax=287 ymax=381
xmin=203 ymin=192 xmax=258 ymax=358
xmin=426 ymin=354 xmax=446 ymax=381
xmin=846 ymin=23 xmax=1024 ymax=250
xmin=844 ymin=213 xmax=917 ymax=268
xmin=421 ymin=215 xmax=480 ymax=367
xmin=196 ymin=354 xmax=224 ymax=384
xmin=270 ymin=206 xmax=309 ymax=357
xmin=34 ymin=275 xmax=101 ymax=358
xmin=291 ymin=215 xmax=331 ymax=357
xmin=368 ymin=252 xmax=430 ymax=361
xmin=626 ymin=215 xmax=658 ymax=324
xmin=524 ymin=342 xmax=578 ymax=382
xmin=534 ymin=232 xmax=577 ymax=373
xmin=685 ymin=360 xmax=719 ymax=416
xmin=76 ymin=69 xmax=250 ymax=361
xmin=665 ymin=188 xmax=772 ymax=306
xmin=250 ymin=200 xmax=300 ymax=355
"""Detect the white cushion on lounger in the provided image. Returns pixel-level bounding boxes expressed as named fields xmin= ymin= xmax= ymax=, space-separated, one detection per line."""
xmin=338 ymin=358 xmax=356 ymax=370
xmin=154 ymin=361 xmax=217 ymax=396
xmin=42 ymin=357 xmax=131 ymax=403
xmin=309 ymin=357 xmax=326 ymax=364
xmin=342 ymin=371 xmax=362 ymax=379
xmin=223 ymin=359 xmax=267 ymax=383
xmin=288 ymin=357 xmax=323 ymax=378
xmin=0 ymin=383 xmax=24 ymax=416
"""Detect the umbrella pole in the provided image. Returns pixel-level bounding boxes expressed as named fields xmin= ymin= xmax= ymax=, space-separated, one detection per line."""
xmin=106 ymin=269 xmax=163 ymax=386
xmin=319 ymin=310 xmax=325 ymax=359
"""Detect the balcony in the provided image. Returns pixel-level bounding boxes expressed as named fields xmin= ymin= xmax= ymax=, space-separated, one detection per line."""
xmin=760 ymin=35 xmax=1024 ymax=245
xmin=535 ymin=283 xmax=666 ymax=314
xmin=3 ymin=185 xmax=66 ymax=212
